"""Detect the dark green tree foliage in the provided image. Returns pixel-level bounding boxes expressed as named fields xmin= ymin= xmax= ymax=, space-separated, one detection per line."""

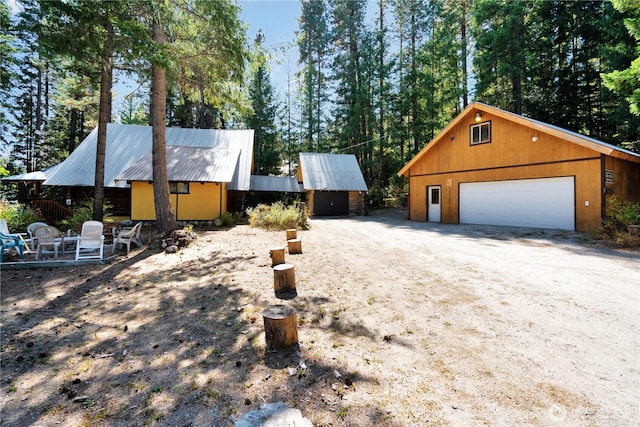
xmin=246 ymin=31 xmax=282 ymax=176
xmin=472 ymin=0 xmax=528 ymax=115
xmin=416 ymin=0 xmax=464 ymax=141
xmin=330 ymin=0 xmax=372 ymax=178
xmin=32 ymin=0 xmax=147 ymax=220
xmin=298 ymin=0 xmax=330 ymax=152
xmin=0 ymin=1 xmax=16 ymax=147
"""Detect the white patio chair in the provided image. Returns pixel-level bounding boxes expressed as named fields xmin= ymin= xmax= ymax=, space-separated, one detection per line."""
xmin=75 ymin=221 xmax=105 ymax=260
xmin=27 ymin=222 xmax=48 ymax=251
xmin=112 ymin=222 xmax=143 ymax=255
xmin=34 ymin=225 xmax=64 ymax=260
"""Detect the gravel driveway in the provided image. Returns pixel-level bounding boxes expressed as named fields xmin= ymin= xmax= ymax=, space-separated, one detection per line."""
xmin=303 ymin=209 xmax=640 ymax=426
xmin=1 ymin=208 xmax=638 ymax=426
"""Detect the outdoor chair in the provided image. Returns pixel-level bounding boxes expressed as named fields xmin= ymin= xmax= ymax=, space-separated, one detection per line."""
xmin=75 ymin=221 xmax=105 ymax=260
xmin=112 ymin=222 xmax=143 ymax=255
xmin=27 ymin=222 xmax=48 ymax=251
xmin=1 ymin=232 xmax=25 ymax=262
xmin=34 ymin=225 xmax=65 ymax=260
xmin=0 ymin=219 xmax=31 ymax=253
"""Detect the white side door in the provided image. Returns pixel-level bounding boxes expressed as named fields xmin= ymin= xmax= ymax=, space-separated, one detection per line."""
xmin=427 ymin=186 xmax=441 ymax=223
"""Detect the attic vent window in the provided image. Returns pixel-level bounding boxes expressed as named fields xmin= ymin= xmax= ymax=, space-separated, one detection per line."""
xmin=470 ymin=121 xmax=491 ymax=145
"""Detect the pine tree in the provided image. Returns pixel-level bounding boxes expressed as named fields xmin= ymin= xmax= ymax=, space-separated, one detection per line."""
xmin=246 ymin=31 xmax=282 ymax=176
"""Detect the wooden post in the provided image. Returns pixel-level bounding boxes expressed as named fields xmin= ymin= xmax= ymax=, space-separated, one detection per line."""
xmin=287 ymin=238 xmax=302 ymax=254
xmin=273 ymin=263 xmax=296 ymax=292
xmin=263 ymin=305 xmax=298 ymax=349
xmin=286 ymin=228 xmax=297 ymax=241
xmin=269 ymin=247 xmax=286 ymax=267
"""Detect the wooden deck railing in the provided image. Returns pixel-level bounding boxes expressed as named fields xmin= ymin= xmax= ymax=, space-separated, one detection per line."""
xmin=29 ymin=199 xmax=74 ymax=224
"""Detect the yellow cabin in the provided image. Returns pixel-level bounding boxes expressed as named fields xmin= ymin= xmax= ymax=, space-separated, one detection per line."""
xmin=116 ymin=146 xmax=239 ymax=221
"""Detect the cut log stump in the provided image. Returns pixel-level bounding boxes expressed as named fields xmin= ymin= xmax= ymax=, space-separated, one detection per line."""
xmin=269 ymin=247 xmax=286 ymax=267
xmin=286 ymin=229 xmax=297 ymax=241
xmin=287 ymin=238 xmax=302 ymax=254
xmin=263 ymin=305 xmax=298 ymax=349
xmin=273 ymin=263 xmax=296 ymax=292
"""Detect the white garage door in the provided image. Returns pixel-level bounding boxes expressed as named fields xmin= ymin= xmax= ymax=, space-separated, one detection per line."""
xmin=459 ymin=177 xmax=575 ymax=230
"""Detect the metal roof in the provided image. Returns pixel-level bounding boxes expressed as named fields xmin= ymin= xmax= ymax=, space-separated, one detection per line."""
xmin=43 ymin=124 xmax=254 ymax=190
xmin=1 ymin=164 xmax=62 ymax=182
xmin=116 ymin=146 xmax=240 ymax=183
xmin=299 ymin=153 xmax=368 ymax=191
xmin=249 ymin=175 xmax=304 ymax=193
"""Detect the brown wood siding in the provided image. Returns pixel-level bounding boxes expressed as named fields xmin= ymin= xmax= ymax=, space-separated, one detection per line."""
xmin=604 ymin=156 xmax=640 ymax=203
xmin=348 ymin=191 xmax=365 ymax=215
xmin=404 ymin=112 xmax=619 ymax=232
xmin=408 ymin=158 xmax=602 ymax=232
xmin=410 ymin=114 xmax=600 ymax=177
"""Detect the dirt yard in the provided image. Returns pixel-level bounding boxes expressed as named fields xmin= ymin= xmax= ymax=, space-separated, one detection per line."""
xmin=1 ymin=209 xmax=638 ymax=426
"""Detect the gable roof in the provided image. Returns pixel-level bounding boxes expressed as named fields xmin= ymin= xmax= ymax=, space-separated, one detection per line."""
xmin=398 ymin=102 xmax=640 ymax=176
xmin=299 ymin=153 xmax=368 ymax=191
xmin=116 ymin=146 xmax=240 ymax=183
xmin=42 ymin=124 xmax=254 ymax=190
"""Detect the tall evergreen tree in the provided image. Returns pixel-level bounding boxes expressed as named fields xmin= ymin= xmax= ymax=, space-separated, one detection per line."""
xmin=143 ymin=0 xmax=247 ymax=233
xmin=246 ymin=31 xmax=282 ymax=176
xmin=298 ymin=0 xmax=330 ymax=152
xmin=472 ymin=0 xmax=528 ymax=114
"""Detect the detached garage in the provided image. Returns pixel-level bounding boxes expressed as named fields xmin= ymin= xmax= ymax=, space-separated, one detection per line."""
xmin=398 ymin=102 xmax=640 ymax=232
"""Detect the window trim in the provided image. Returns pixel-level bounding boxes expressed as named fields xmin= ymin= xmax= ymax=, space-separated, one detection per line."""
xmin=470 ymin=121 xmax=491 ymax=145
xmin=169 ymin=181 xmax=190 ymax=194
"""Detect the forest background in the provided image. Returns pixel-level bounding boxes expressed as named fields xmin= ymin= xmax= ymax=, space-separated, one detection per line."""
xmin=0 ymin=0 xmax=638 ymax=216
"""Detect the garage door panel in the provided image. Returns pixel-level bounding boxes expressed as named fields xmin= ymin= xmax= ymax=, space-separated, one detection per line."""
xmin=460 ymin=177 xmax=575 ymax=230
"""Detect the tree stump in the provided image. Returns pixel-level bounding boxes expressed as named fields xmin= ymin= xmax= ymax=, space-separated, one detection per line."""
xmin=273 ymin=263 xmax=296 ymax=292
xmin=286 ymin=229 xmax=297 ymax=241
xmin=287 ymin=238 xmax=302 ymax=254
xmin=263 ymin=305 xmax=298 ymax=349
xmin=269 ymin=247 xmax=286 ymax=267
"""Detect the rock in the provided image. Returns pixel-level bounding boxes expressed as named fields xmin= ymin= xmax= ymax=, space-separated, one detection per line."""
xmin=165 ymin=245 xmax=178 ymax=253
xmin=214 ymin=218 xmax=223 ymax=227
xmin=235 ymin=402 xmax=313 ymax=427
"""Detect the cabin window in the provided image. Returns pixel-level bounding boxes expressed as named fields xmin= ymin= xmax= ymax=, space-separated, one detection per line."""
xmin=470 ymin=121 xmax=491 ymax=145
xmin=169 ymin=182 xmax=190 ymax=194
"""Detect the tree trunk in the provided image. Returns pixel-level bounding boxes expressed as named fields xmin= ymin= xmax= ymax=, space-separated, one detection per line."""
xmin=151 ymin=15 xmax=178 ymax=234
xmin=93 ymin=62 xmax=110 ymax=221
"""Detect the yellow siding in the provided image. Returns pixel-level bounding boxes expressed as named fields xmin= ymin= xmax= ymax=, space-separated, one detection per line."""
xmin=131 ymin=182 xmax=156 ymax=220
xmin=130 ymin=181 xmax=227 ymax=221
xmin=176 ymin=182 xmax=224 ymax=220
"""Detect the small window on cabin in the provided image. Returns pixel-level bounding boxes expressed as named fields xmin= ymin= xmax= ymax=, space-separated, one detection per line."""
xmin=169 ymin=182 xmax=189 ymax=194
xmin=470 ymin=121 xmax=491 ymax=145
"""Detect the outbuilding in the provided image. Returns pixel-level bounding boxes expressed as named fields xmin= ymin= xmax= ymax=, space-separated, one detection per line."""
xmin=398 ymin=102 xmax=640 ymax=232
xmin=298 ymin=153 xmax=368 ymax=216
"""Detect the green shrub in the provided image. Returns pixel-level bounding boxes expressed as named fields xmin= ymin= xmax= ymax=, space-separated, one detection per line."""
xmin=595 ymin=196 xmax=640 ymax=248
xmin=218 ymin=212 xmax=237 ymax=227
xmin=0 ymin=201 xmax=43 ymax=232
xmin=58 ymin=199 xmax=112 ymax=231
xmin=246 ymin=201 xmax=307 ymax=231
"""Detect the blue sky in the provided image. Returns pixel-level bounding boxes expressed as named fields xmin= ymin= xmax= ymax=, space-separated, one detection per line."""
xmin=239 ymin=0 xmax=302 ymax=95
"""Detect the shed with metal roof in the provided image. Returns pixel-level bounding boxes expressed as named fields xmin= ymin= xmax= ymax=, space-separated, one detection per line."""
xmin=298 ymin=153 xmax=368 ymax=216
